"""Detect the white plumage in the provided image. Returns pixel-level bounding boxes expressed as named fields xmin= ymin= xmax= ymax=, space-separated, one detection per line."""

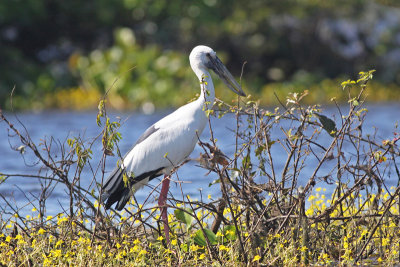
xmin=101 ymin=45 xmax=245 ymax=211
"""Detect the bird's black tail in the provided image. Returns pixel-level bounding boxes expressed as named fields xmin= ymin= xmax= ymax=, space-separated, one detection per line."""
xmin=100 ymin=166 xmax=164 ymax=210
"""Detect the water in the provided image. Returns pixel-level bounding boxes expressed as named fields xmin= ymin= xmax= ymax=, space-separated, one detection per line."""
xmin=0 ymin=103 xmax=399 ymax=215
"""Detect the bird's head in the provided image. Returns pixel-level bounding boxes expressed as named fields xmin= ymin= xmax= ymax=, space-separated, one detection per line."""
xmin=190 ymin=45 xmax=246 ymax=97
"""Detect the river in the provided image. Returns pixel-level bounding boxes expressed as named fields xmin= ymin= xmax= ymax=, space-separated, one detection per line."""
xmin=0 ymin=103 xmax=399 ymax=215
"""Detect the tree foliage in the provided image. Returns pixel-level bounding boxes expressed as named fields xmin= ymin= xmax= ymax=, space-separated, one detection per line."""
xmin=1 ymin=0 xmax=400 ymax=109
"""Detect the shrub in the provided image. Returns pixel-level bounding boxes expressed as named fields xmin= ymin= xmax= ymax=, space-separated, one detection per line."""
xmin=1 ymin=70 xmax=399 ymax=265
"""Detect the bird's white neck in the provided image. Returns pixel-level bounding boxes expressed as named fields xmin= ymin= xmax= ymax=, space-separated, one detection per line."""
xmin=194 ymin=67 xmax=215 ymax=109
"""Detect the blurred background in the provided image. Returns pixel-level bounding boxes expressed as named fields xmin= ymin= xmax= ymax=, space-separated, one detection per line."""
xmin=1 ymin=0 xmax=400 ymax=111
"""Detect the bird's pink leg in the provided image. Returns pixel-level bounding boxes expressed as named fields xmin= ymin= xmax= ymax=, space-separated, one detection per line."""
xmin=158 ymin=175 xmax=171 ymax=245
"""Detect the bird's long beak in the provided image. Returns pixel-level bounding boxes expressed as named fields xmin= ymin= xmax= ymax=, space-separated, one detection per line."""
xmin=208 ymin=55 xmax=246 ymax=97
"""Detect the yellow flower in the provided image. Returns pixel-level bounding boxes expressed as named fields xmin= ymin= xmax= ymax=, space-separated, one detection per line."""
xmin=6 ymin=250 xmax=14 ymax=256
xmin=46 ymin=215 xmax=53 ymax=221
xmin=157 ymin=236 xmax=164 ymax=241
xmin=199 ymin=253 xmax=206 ymax=260
xmin=305 ymin=208 xmax=314 ymax=216
xmin=321 ymin=253 xmax=329 ymax=259
xmin=382 ymin=238 xmax=389 ymax=247
xmin=55 ymin=240 xmax=64 ymax=248
xmin=190 ymin=244 xmax=200 ymax=251
xmin=223 ymin=208 xmax=229 ymax=216
xmin=116 ymin=251 xmax=124 ymax=260
xmin=130 ymin=245 xmax=140 ymax=253
xmin=226 ymin=230 xmax=234 ymax=236
xmin=38 ymin=228 xmax=46 ymax=235
xmin=159 ymin=246 xmax=168 ymax=252
xmin=52 ymin=249 xmax=62 ymax=258
xmin=207 ymin=194 xmax=212 ymax=200
xmin=138 ymin=249 xmax=147 ymax=256
xmin=299 ymin=246 xmax=308 ymax=252
xmin=216 ymin=231 xmax=223 ymax=237
xmin=133 ymin=239 xmax=140 ymax=245
xmin=253 ymin=255 xmax=261 ymax=262
xmin=5 ymin=236 xmax=12 ymax=242
xmin=57 ymin=217 xmax=68 ymax=225
xmin=171 ymin=239 xmax=177 ymax=246
xmin=219 ymin=244 xmax=230 ymax=251
xmin=32 ymin=207 xmax=37 ymax=212
xmin=42 ymin=253 xmax=51 ymax=266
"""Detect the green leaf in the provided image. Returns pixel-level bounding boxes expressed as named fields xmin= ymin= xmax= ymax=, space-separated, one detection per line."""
xmin=194 ymin=228 xmax=218 ymax=246
xmin=315 ymin=113 xmax=337 ymax=137
xmin=180 ymin=243 xmax=188 ymax=252
xmin=174 ymin=208 xmax=194 ymax=231
xmin=267 ymin=140 xmax=276 ymax=148
xmin=223 ymin=225 xmax=237 ymax=242
xmin=242 ymin=153 xmax=251 ymax=169
xmin=208 ymin=178 xmax=221 ymax=187
xmin=123 ymin=172 xmax=130 ymax=187
xmin=97 ymin=99 xmax=106 ymax=126
xmin=205 ymin=109 xmax=213 ymax=117
xmin=286 ymin=128 xmax=293 ymax=138
xmin=341 ymin=79 xmax=356 ymax=90
xmin=255 ymin=145 xmax=265 ymax=157
xmin=0 ymin=175 xmax=7 ymax=185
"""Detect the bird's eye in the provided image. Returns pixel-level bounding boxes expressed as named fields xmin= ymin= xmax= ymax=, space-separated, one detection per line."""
xmin=206 ymin=53 xmax=211 ymax=57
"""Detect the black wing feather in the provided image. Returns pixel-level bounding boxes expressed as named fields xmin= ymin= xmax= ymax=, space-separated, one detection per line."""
xmin=101 ymin=166 xmax=164 ymax=210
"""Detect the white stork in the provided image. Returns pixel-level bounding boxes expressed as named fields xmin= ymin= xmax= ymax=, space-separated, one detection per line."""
xmin=101 ymin=45 xmax=246 ymax=243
